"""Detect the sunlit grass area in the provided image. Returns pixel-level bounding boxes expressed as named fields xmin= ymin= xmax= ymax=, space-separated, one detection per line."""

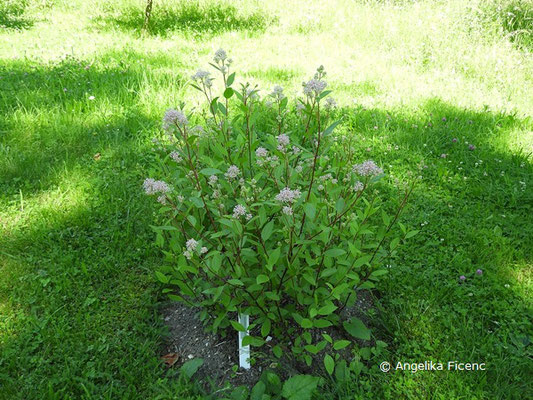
xmin=1 ymin=0 xmax=531 ymax=398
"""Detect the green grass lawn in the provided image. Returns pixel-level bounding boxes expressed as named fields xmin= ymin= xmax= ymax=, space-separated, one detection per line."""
xmin=1 ymin=0 xmax=531 ymax=398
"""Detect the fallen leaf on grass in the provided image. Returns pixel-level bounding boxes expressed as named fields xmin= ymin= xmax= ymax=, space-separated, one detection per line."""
xmin=93 ymin=153 xmax=101 ymax=161
xmin=161 ymin=353 xmax=179 ymax=367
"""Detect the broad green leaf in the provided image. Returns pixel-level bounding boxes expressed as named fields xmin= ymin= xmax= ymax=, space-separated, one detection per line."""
xmin=230 ymin=320 xmax=247 ymax=332
xmin=333 ymin=340 xmax=351 ymax=350
xmin=324 ymin=354 xmax=334 ymax=375
xmin=257 ymin=274 xmax=269 ymax=284
xmin=154 ymin=271 xmax=169 ymax=284
xmin=317 ymin=303 xmax=337 ymax=315
xmin=261 ymin=221 xmax=274 ymax=241
xmin=281 ymin=375 xmax=320 ymax=400
xmin=304 ymin=203 xmax=316 ymax=219
xmin=324 ymin=248 xmax=346 ymax=258
xmin=250 ymin=381 xmax=266 ymax=400
xmin=224 ymin=87 xmax=234 ymax=99
xmin=300 ymin=318 xmax=313 ymax=329
xmin=343 ymin=317 xmax=371 ymax=340
xmin=180 ymin=358 xmax=204 ymax=379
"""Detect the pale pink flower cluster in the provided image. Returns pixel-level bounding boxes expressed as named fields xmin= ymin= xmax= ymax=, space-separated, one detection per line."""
xmin=208 ymin=175 xmax=218 ymax=186
xmin=303 ymin=79 xmax=327 ymax=97
xmin=324 ymin=97 xmax=337 ymax=109
xmin=256 ymin=147 xmax=268 ymax=158
xmin=170 ymin=151 xmax=182 ymax=163
xmin=282 ymin=206 xmax=293 ymax=215
xmin=353 ymin=181 xmax=364 ymax=192
xmin=352 ymin=160 xmax=383 ymax=177
xmin=270 ymin=85 xmax=285 ymax=101
xmin=214 ymin=48 xmax=227 ymax=63
xmin=143 ymin=178 xmax=171 ymax=195
xmin=183 ymin=238 xmax=207 ymax=259
xmin=275 ymin=187 xmax=301 ymax=203
xmin=233 ymin=204 xmax=252 ymax=220
xmin=191 ymin=69 xmax=212 ymax=88
xmin=277 ymin=134 xmax=290 ymax=152
xmin=225 ymin=165 xmax=240 ymax=180
xmin=163 ymin=109 xmax=188 ymax=129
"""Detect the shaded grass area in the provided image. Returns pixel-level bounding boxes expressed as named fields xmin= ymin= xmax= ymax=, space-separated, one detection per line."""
xmin=94 ymin=0 xmax=273 ymax=37
xmin=0 ymin=56 xmax=201 ymax=399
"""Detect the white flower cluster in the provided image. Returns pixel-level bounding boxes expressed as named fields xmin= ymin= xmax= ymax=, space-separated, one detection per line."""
xmin=353 ymin=181 xmax=364 ymax=192
xmin=233 ymin=204 xmax=252 ymax=220
xmin=208 ymin=175 xmax=218 ymax=186
xmin=191 ymin=69 xmax=212 ymax=88
xmin=214 ymin=48 xmax=227 ymax=63
xmin=277 ymin=134 xmax=290 ymax=152
xmin=163 ymin=109 xmax=188 ymax=130
xmin=225 ymin=165 xmax=241 ymax=180
xmin=275 ymin=187 xmax=302 ymax=203
xmin=143 ymin=178 xmax=171 ymax=195
xmin=256 ymin=147 xmax=279 ymax=167
xmin=352 ymin=160 xmax=383 ymax=177
xmin=184 ymin=238 xmax=207 ymax=260
xmin=282 ymin=205 xmax=293 ymax=215
xmin=170 ymin=151 xmax=182 ymax=163
xmin=270 ymin=85 xmax=285 ymax=101
xmin=303 ymin=79 xmax=327 ymax=97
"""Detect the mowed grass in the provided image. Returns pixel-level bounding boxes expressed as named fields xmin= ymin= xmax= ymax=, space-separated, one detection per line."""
xmin=0 ymin=0 xmax=532 ymax=399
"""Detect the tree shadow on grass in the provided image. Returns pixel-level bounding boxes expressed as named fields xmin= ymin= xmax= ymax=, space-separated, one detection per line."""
xmin=94 ymin=1 xmax=274 ymax=38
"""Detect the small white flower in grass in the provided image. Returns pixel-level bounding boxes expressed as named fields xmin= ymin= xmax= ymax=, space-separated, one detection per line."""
xmin=177 ymin=195 xmax=184 ymax=202
xmin=88 ymin=95 xmax=95 ymax=101
xmin=200 ymin=246 xmax=208 ymax=254
xmin=317 ymin=184 xmax=324 ymax=191
xmin=295 ymin=164 xmax=303 ymax=173
xmin=157 ymin=195 xmax=167 ymax=204
xmin=282 ymin=206 xmax=293 ymax=215
xmin=292 ymin=146 xmax=301 ymax=155
xmin=331 ymin=178 xmax=338 ymax=184
xmin=233 ymin=204 xmax=247 ymax=218
xmin=352 ymin=160 xmax=383 ymax=177
xmin=246 ymin=213 xmax=252 ymax=221
xmin=225 ymin=165 xmax=240 ymax=180
xmin=183 ymin=250 xmax=192 ymax=260
xmin=275 ymin=187 xmax=302 ymax=203
xmin=170 ymin=151 xmax=182 ymax=163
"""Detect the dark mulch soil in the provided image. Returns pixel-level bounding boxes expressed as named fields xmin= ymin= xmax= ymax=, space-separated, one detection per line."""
xmin=161 ymin=290 xmax=375 ymax=390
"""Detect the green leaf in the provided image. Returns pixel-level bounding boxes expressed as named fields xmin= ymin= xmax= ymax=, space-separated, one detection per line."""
xmin=300 ymin=318 xmax=313 ymax=329
xmin=261 ymin=319 xmax=271 ymax=337
xmin=228 ymin=279 xmax=244 ymax=286
xmin=335 ymin=197 xmax=345 ymax=213
xmin=230 ymin=320 xmax=247 ymax=332
xmin=154 ymin=271 xmax=169 ymax=284
xmin=405 ymin=230 xmax=419 ymax=239
xmin=317 ymin=303 xmax=337 ymax=315
xmin=333 ymin=340 xmax=351 ymax=350
xmin=180 ymin=358 xmax=204 ymax=379
xmin=224 ymin=87 xmax=234 ymax=99
xmin=322 ymin=120 xmax=341 ymax=136
xmin=343 ymin=317 xmax=371 ymax=340
xmin=324 ymin=354 xmax=334 ymax=375
xmin=390 ymin=237 xmax=400 ymax=251
xmin=200 ymin=167 xmax=221 ymax=175
xmin=304 ymin=203 xmax=316 ymax=219
xmin=273 ymin=345 xmax=283 ymax=358
xmin=257 ymin=274 xmax=269 ymax=284
xmin=227 ymin=72 xmax=236 ymax=86
xmin=267 ymin=247 xmax=281 ymax=271
xmin=250 ymin=381 xmax=266 ymax=400
xmin=324 ymin=248 xmax=346 ymax=258
xmin=282 ymin=375 xmax=320 ymax=400
xmin=261 ymin=221 xmax=274 ymax=241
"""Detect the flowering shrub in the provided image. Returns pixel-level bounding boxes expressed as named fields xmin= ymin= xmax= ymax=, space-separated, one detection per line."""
xmin=146 ymin=50 xmax=415 ymax=370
